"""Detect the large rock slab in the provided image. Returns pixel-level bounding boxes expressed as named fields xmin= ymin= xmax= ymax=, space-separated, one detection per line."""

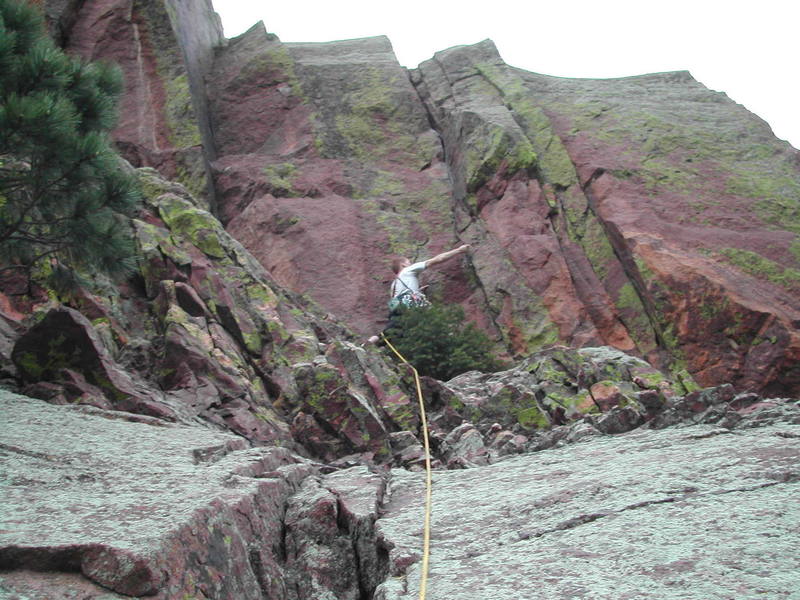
xmin=372 ymin=419 xmax=800 ymax=599
xmin=411 ymin=40 xmax=800 ymax=395
xmin=209 ymin=29 xmax=473 ymax=338
xmin=0 ymin=391 xmax=314 ymax=598
xmin=516 ymin=63 xmax=800 ymax=395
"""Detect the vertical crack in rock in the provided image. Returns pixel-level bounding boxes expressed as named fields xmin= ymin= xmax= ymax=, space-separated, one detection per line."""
xmin=334 ymin=495 xmax=371 ymax=600
xmin=248 ymin=547 xmax=270 ymax=597
xmin=130 ymin=20 xmax=157 ymax=151
xmin=411 ymin=47 xmax=644 ymax=354
xmin=580 ymin=168 xmax=670 ymax=356
xmin=326 ymin=470 xmax=391 ymax=600
xmin=409 ymin=60 xmax=509 ymax=339
xmin=281 ymin=468 xmax=390 ymax=600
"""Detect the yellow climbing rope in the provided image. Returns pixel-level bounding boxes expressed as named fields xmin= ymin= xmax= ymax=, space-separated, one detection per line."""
xmin=380 ymin=332 xmax=433 ymax=600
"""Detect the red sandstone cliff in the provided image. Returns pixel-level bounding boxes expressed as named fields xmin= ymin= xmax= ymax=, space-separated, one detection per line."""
xmin=2 ymin=3 xmax=800 ymax=598
xmin=24 ymin=1 xmax=800 ymax=397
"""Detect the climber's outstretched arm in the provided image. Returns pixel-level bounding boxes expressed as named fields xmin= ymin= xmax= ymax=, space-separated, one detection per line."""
xmin=425 ymin=244 xmax=470 ymax=268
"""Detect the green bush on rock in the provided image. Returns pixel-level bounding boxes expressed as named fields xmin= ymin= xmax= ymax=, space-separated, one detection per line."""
xmin=385 ymin=303 xmax=504 ymax=381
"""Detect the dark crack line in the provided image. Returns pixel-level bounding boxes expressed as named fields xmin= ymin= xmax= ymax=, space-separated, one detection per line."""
xmin=579 ymin=168 xmax=672 ymax=354
xmin=0 ymin=443 xmax=60 ymax=462
xmin=407 ymin=62 xmax=508 ymax=340
xmin=519 ymin=476 xmax=798 ymax=541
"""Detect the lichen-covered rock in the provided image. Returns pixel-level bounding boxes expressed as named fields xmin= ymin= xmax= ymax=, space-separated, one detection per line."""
xmin=433 ymin=346 xmax=667 ymax=434
xmin=0 ymin=391 xmax=315 ymax=599
xmin=507 ymin=59 xmax=800 ymax=394
xmin=11 ymin=306 xmax=173 ymax=419
xmin=283 ymin=468 xmax=387 ymax=600
xmin=373 ymin=417 xmax=800 ymax=599
xmin=211 ymin=30 xmax=470 ymax=339
xmin=325 ymin=341 xmax=419 ymax=432
xmin=5 ymin=165 xmax=371 ymax=450
xmin=291 ymin=359 xmax=392 ymax=463
xmin=440 ymin=423 xmax=489 ymax=468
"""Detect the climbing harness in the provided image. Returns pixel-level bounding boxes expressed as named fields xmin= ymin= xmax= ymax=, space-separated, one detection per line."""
xmin=388 ymin=277 xmax=430 ymax=313
xmin=380 ymin=332 xmax=433 ymax=600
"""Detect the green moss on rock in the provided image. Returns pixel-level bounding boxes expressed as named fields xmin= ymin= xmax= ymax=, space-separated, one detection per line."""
xmin=157 ymin=195 xmax=227 ymax=259
xmin=719 ymin=247 xmax=800 ymax=291
xmin=165 ymin=74 xmax=202 ymax=148
xmin=615 ymin=282 xmax=655 ymax=352
xmin=320 ymin=66 xmax=421 ymax=163
xmin=240 ymin=46 xmax=303 ymax=93
xmin=517 ymin=405 xmax=549 ymax=429
xmin=579 ymin=218 xmax=616 ymax=280
xmin=465 ymin=123 xmax=537 ymax=193
xmin=262 ymin=162 xmax=299 ymax=196
xmin=474 ymin=63 xmax=574 ymax=189
xmin=671 ymin=368 xmax=701 ymax=395
xmin=789 ymin=237 xmax=800 ymax=263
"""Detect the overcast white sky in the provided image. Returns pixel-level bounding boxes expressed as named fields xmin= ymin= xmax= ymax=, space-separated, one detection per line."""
xmin=215 ymin=1 xmax=798 ymax=150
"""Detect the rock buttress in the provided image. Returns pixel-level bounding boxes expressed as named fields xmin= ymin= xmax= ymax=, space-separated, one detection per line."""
xmin=410 ymin=39 xmax=800 ymax=395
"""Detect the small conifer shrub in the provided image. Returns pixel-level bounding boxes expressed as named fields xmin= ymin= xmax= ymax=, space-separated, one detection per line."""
xmin=385 ymin=303 xmax=505 ymax=381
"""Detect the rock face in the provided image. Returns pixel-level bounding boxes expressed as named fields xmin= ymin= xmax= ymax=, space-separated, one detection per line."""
xmin=0 ymin=390 xmax=315 ymax=598
xmin=210 ymin=29 xmax=461 ymax=338
xmin=62 ymin=0 xmax=223 ymax=206
xmin=411 ymin=42 xmax=800 ymax=396
xmin=40 ymin=1 xmax=800 ymax=396
xmin=371 ymin=418 xmax=800 ymax=599
xmin=3 ymin=391 xmax=797 ymax=599
xmin=3 ymin=1 xmax=800 ymax=597
xmin=205 ymin=25 xmax=800 ymax=396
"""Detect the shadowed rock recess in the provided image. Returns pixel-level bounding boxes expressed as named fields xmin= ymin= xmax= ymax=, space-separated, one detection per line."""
xmin=0 ymin=0 xmax=799 ymax=598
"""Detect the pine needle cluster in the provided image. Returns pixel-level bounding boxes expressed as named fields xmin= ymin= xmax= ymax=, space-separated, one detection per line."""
xmin=385 ymin=303 xmax=505 ymax=381
xmin=0 ymin=0 xmax=139 ymax=284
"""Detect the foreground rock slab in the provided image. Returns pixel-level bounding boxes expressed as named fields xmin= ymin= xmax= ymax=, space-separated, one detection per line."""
xmin=373 ymin=421 xmax=800 ymax=599
xmin=0 ymin=391 xmax=314 ymax=599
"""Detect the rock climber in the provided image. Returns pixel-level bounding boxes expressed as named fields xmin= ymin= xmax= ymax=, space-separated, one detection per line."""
xmin=367 ymin=244 xmax=471 ymax=344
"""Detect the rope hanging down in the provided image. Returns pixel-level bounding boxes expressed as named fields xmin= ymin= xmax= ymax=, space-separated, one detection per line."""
xmin=380 ymin=332 xmax=433 ymax=600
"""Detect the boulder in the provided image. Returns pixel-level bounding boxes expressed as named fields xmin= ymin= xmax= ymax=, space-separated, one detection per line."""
xmin=291 ymin=361 xmax=392 ymax=463
xmin=434 ymin=346 xmax=669 ymax=434
xmin=11 ymin=306 xmax=172 ymax=419
xmin=441 ymin=423 xmax=489 ymax=468
xmin=388 ymin=431 xmax=427 ymax=470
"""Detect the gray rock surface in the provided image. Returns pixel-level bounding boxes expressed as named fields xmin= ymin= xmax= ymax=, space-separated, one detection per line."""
xmin=2 ymin=389 xmax=798 ymax=599
xmin=372 ymin=422 xmax=800 ymax=599
xmin=0 ymin=390 xmax=315 ymax=598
